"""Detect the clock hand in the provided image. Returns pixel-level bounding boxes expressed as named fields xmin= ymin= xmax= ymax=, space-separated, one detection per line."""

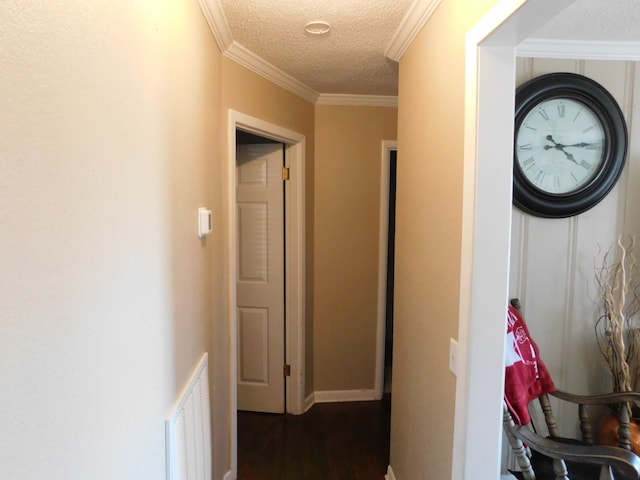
xmin=545 ymin=135 xmax=579 ymax=164
xmin=564 ymin=142 xmax=597 ymax=148
xmin=545 ymin=135 xmax=567 ymax=148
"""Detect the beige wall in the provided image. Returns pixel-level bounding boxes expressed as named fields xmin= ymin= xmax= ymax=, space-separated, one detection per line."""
xmin=313 ymin=105 xmax=397 ymax=392
xmin=390 ymin=0 xmax=500 ymax=478
xmin=1 ymin=0 xmax=459 ymax=477
xmin=0 ymin=1 xmax=226 ymax=479
xmin=219 ymin=67 xmax=399 ymax=398
xmin=220 ymin=58 xmax=317 ymax=396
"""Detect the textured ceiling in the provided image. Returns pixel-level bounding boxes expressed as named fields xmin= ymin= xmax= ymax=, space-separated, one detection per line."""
xmin=532 ymin=0 xmax=640 ymax=41
xmin=215 ymin=0 xmax=640 ymax=100
xmin=219 ymin=0 xmax=413 ymax=96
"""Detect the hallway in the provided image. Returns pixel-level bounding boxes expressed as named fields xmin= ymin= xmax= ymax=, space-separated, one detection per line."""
xmin=237 ymin=396 xmax=391 ymax=480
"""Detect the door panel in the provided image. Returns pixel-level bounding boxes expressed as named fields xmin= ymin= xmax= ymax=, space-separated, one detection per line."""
xmin=236 ymin=143 xmax=285 ymax=413
xmin=238 ymin=307 xmax=269 ymax=383
xmin=238 ymin=203 xmax=268 ymax=282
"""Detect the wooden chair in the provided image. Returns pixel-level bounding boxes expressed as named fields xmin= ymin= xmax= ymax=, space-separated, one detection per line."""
xmin=503 ymin=299 xmax=640 ymax=480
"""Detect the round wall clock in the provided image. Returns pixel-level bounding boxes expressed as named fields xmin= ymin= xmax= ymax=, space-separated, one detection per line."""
xmin=513 ymin=72 xmax=628 ymax=218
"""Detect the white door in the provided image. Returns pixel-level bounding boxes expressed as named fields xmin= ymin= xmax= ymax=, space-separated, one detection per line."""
xmin=236 ymin=143 xmax=285 ymax=413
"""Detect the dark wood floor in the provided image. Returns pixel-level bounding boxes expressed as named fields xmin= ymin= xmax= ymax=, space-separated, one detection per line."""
xmin=237 ymin=395 xmax=391 ymax=480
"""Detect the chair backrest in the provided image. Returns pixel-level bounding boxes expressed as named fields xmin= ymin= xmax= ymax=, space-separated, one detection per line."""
xmin=502 ymin=300 xmax=639 ymax=480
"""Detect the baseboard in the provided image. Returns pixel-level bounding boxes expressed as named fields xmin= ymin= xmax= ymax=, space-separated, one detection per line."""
xmin=304 ymin=392 xmax=315 ymax=412
xmin=386 ymin=464 xmax=508 ymax=480
xmin=313 ymin=389 xmax=378 ymax=403
xmin=385 ymin=465 xmax=396 ymax=480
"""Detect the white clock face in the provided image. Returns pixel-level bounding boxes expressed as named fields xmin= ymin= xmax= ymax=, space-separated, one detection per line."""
xmin=515 ymin=97 xmax=606 ymax=195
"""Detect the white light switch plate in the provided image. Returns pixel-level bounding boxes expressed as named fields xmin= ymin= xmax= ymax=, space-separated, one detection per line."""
xmin=449 ymin=338 xmax=458 ymax=376
xmin=198 ymin=207 xmax=212 ymax=238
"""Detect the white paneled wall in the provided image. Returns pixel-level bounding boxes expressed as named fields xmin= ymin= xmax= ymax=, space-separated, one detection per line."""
xmin=165 ymin=353 xmax=211 ymax=480
xmin=510 ymin=57 xmax=639 ymax=436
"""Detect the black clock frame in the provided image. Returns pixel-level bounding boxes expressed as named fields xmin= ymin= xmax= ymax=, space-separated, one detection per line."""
xmin=513 ymin=72 xmax=628 ymax=218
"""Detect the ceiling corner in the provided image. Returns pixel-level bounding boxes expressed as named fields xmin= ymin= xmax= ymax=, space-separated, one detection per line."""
xmin=198 ymin=0 xmax=234 ymax=52
xmin=385 ymin=0 xmax=443 ymax=61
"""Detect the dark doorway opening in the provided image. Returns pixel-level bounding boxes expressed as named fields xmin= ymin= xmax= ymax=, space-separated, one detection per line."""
xmin=384 ymin=149 xmax=397 ymax=393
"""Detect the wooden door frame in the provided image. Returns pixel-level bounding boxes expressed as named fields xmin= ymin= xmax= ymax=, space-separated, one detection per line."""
xmin=376 ymin=140 xmax=397 ymax=398
xmin=227 ymin=110 xmax=306 ymax=476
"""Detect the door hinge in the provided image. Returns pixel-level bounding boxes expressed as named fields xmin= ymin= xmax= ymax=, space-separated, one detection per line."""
xmin=283 ymin=364 xmax=291 ymax=377
xmin=282 ymin=166 xmax=290 ymax=181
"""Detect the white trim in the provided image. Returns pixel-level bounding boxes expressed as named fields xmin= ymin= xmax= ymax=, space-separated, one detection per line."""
xmin=313 ymin=389 xmax=378 ymax=403
xmin=222 ymin=471 xmax=233 ymax=480
xmin=284 ymin=136 xmax=307 ymax=418
xmin=198 ymin=0 xmax=233 ymax=52
xmin=225 ymin=42 xmax=319 ymax=104
xmin=375 ymin=141 xmax=397 ymax=400
xmin=385 ymin=0 xmax=443 ymax=61
xmin=453 ymin=1 xmax=578 ymax=479
xmin=303 ymin=392 xmax=315 ymax=412
xmin=227 ymin=111 xmax=307 ymax=478
xmin=227 ymin=117 xmax=239 ymax=480
xmin=316 ymin=94 xmax=398 ymax=107
xmin=517 ymin=38 xmax=640 ymax=61
xmin=385 ymin=465 xmax=397 ymax=480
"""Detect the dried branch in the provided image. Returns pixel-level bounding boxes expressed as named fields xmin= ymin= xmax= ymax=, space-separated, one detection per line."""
xmin=594 ymin=235 xmax=640 ymax=393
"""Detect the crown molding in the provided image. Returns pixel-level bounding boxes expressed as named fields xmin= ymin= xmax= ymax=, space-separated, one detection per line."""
xmin=316 ymin=94 xmax=398 ymax=107
xmin=224 ymin=42 xmax=320 ymax=104
xmin=385 ymin=0 xmax=442 ymax=61
xmin=199 ymin=0 xmax=399 ymax=105
xmin=198 ymin=0 xmax=233 ymax=52
xmin=199 ymin=0 xmax=318 ymax=103
xmin=517 ymin=38 xmax=640 ymax=61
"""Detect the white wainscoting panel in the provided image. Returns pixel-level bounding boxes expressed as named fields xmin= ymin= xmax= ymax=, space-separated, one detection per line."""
xmin=165 ymin=353 xmax=211 ymax=480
